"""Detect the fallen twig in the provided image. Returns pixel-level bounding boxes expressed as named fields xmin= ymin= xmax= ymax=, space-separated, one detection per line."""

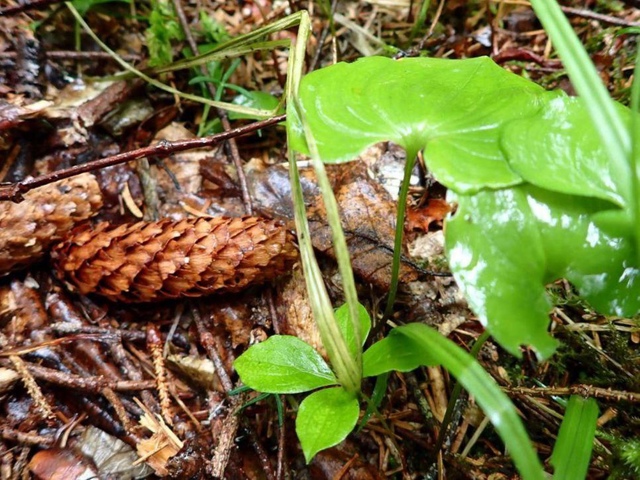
xmin=0 ymin=115 xmax=285 ymax=203
xmin=506 ymin=385 xmax=640 ymax=403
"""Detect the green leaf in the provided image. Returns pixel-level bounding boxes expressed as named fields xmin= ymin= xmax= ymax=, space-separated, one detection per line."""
xmin=363 ymin=324 xmax=546 ymax=480
xmin=229 ymin=91 xmax=282 ymax=120
xmin=528 ymin=188 xmax=640 ymax=318
xmin=529 ymin=0 xmax=630 ymax=184
xmin=550 ymin=396 xmax=599 ymax=480
xmin=296 ymin=387 xmax=360 ymax=463
xmin=334 ymin=302 xmax=371 ymax=359
xmin=445 ymin=187 xmax=558 ymax=358
xmin=234 ymin=336 xmax=337 ymax=394
xmin=502 ymin=96 xmax=630 ymax=207
xmin=446 ymin=185 xmax=640 ymax=358
xmin=363 ymin=329 xmax=437 ymax=376
xmin=145 ymin=0 xmax=184 ymax=67
xmin=290 ymin=56 xmax=552 ymax=193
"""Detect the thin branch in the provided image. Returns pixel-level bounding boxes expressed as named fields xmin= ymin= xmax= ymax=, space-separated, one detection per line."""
xmin=506 ymin=385 xmax=640 ymax=403
xmin=0 ymin=50 xmax=142 ymax=62
xmin=1 ymin=428 xmax=56 ymax=447
xmin=560 ymin=6 xmax=640 ymax=28
xmin=0 ymin=115 xmax=285 ymax=203
xmin=3 ymin=361 xmax=156 ymax=392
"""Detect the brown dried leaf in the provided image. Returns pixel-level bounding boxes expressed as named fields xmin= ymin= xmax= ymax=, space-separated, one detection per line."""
xmin=52 ymin=216 xmax=298 ymax=303
xmin=406 ymin=198 xmax=452 ymax=232
xmin=29 ymin=448 xmax=100 ymax=480
xmin=308 ymin=162 xmax=421 ymax=291
xmin=247 ymin=160 xmax=422 ymax=291
xmin=0 ymin=173 xmax=103 ymax=274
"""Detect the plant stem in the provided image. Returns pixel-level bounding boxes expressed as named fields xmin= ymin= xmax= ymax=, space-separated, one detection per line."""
xmin=285 ymin=12 xmax=361 ymax=394
xmin=383 ymin=149 xmax=418 ymax=321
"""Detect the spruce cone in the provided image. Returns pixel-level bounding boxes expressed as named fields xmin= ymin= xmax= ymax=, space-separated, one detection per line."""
xmin=51 ymin=217 xmax=298 ymax=303
xmin=0 ymin=174 xmax=103 ymax=274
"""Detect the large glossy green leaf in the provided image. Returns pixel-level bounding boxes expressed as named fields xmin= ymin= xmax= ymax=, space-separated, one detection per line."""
xmin=528 ymin=187 xmax=640 ymax=317
xmin=289 ymin=56 xmax=552 ymax=193
xmin=446 ymin=187 xmax=557 ymax=358
xmin=550 ymin=396 xmax=599 ymax=480
xmin=296 ymin=386 xmax=360 ymax=463
xmin=502 ymin=97 xmax=630 ymax=207
xmin=446 ymin=185 xmax=640 ymax=358
xmin=234 ymin=336 xmax=337 ymax=393
xmin=363 ymin=324 xmax=546 ymax=480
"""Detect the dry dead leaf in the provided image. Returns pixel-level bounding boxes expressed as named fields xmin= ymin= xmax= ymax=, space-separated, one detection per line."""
xmin=135 ymin=398 xmax=184 ymax=477
xmin=406 ymin=198 xmax=451 ymax=232
xmin=29 ymin=448 xmax=100 ymax=480
xmin=308 ymin=162 xmax=422 ymax=291
xmin=247 ymin=159 xmax=423 ymax=291
xmin=276 ymin=266 xmax=323 ymax=354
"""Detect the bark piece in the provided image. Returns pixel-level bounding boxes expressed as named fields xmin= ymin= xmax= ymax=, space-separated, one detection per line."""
xmin=51 ymin=216 xmax=298 ymax=303
xmin=0 ymin=173 xmax=103 ymax=274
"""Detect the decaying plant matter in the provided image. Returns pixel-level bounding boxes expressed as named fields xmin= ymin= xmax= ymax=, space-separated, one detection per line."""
xmin=51 ymin=216 xmax=298 ymax=302
xmin=0 ymin=173 xmax=103 ymax=274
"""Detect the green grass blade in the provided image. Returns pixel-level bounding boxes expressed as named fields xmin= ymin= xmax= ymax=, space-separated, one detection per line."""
xmin=550 ymin=395 xmax=599 ymax=479
xmin=289 ymin=102 xmax=362 ymax=393
xmin=395 ymin=324 xmax=546 ymax=480
xmin=66 ymin=3 xmax=291 ymax=117
xmin=528 ymin=0 xmax=632 ymax=221
xmin=631 ymin=46 xmax=640 ymax=259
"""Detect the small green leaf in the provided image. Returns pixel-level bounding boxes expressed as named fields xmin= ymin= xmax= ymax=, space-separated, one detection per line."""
xmin=296 ymin=387 xmax=360 ymax=463
xmin=550 ymin=396 xmax=599 ymax=480
xmin=145 ymin=0 xmax=184 ymax=67
xmin=229 ymin=91 xmax=282 ymax=120
xmin=234 ymin=336 xmax=337 ymax=394
xmin=502 ymin=96 xmax=630 ymax=207
xmin=363 ymin=324 xmax=546 ymax=480
xmin=290 ymin=56 xmax=551 ymax=193
xmin=363 ymin=329 xmax=437 ymax=376
xmin=334 ymin=302 xmax=371 ymax=359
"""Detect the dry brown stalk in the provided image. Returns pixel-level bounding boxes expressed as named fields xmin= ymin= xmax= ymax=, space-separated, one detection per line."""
xmin=52 ymin=216 xmax=298 ymax=302
xmin=0 ymin=173 xmax=102 ymax=274
xmin=147 ymin=325 xmax=174 ymax=426
xmin=10 ymin=355 xmax=56 ymax=421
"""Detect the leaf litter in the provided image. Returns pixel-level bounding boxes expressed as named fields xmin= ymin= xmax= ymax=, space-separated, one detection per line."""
xmin=0 ymin=0 xmax=639 ymax=478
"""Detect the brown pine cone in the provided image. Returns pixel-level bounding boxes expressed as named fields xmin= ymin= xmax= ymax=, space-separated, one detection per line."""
xmin=51 ymin=217 xmax=298 ymax=303
xmin=0 ymin=173 xmax=103 ymax=274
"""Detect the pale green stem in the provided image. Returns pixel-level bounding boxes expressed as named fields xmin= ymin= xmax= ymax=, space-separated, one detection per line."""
xmin=285 ymin=11 xmax=361 ymax=394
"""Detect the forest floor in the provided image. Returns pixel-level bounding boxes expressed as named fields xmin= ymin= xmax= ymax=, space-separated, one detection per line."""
xmin=0 ymin=0 xmax=639 ymax=478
